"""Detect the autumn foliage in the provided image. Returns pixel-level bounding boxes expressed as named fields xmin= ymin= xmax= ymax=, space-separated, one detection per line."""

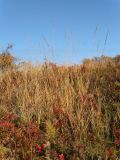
xmin=0 ymin=54 xmax=120 ymax=159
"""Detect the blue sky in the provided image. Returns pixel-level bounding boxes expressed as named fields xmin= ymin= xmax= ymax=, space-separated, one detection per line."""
xmin=0 ymin=0 xmax=120 ymax=64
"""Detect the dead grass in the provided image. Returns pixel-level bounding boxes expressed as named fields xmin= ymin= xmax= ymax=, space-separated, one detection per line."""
xmin=0 ymin=55 xmax=120 ymax=159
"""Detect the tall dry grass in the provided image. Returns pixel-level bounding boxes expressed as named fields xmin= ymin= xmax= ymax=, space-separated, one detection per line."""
xmin=0 ymin=55 xmax=120 ymax=160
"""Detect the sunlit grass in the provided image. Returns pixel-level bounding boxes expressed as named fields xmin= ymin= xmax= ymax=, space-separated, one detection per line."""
xmin=0 ymin=55 xmax=120 ymax=159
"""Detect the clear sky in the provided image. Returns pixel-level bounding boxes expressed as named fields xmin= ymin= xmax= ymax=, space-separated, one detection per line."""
xmin=0 ymin=0 xmax=120 ymax=64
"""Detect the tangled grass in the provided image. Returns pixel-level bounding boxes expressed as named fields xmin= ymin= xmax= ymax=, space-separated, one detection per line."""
xmin=0 ymin=55 xmax=120 ymax=160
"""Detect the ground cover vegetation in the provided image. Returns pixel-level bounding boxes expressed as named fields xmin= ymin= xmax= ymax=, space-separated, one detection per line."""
xmin=0 ymin=49 xmax=120 ymax=160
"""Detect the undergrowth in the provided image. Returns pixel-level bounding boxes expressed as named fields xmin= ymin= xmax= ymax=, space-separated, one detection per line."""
xmin=0 ymin=55 xmax=120 ymax=160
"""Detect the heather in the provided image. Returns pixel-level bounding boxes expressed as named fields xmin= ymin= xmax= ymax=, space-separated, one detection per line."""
xmin=0 ymin=54 xmax=120 ymax=160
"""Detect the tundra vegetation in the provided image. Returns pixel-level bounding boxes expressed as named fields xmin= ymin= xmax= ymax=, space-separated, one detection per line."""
xmin=0 ymin=49 xmax=120 ymax=160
